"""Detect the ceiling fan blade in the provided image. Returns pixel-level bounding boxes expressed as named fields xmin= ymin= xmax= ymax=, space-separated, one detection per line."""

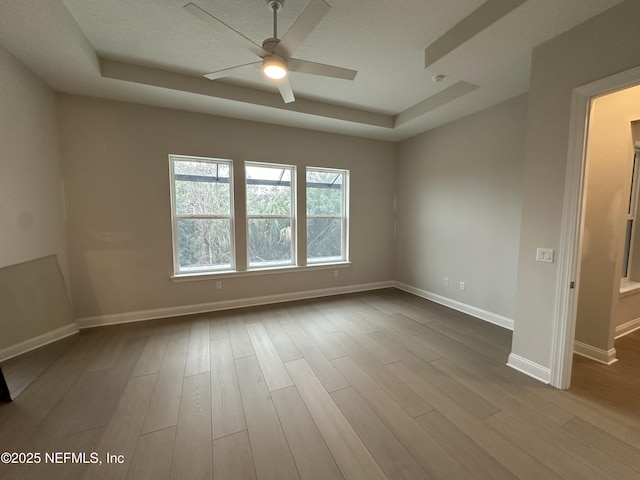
xmin=275 ymin=0 xmax=330 ymax=58
xmin=204 ymin=61 xmax=261 ymax=80
xmin=276 ymin=77 xmax=295 ymax=104
xmin=287 ymin=58 xmax=357 ymax=80
xmin=184 ymin=3 xmax=266 ymax=58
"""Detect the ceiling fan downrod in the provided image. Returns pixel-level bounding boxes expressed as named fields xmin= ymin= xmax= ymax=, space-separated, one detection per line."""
xmin=266 ymin=0 xmax=284 ymax=39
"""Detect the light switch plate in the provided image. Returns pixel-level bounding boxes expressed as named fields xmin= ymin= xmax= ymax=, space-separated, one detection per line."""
xmin=536 ymin=248 xmax=554 ymax=263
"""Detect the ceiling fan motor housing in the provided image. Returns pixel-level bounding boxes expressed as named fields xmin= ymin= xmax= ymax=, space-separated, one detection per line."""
xmin=262 ymin=38 xmax=281 ymax=53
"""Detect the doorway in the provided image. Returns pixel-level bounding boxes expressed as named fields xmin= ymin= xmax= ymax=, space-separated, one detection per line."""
xmin=551 ymin=65 xmax=640 ymax=389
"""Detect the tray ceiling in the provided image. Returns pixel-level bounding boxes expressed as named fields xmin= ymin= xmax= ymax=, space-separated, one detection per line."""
xmin=0 ymin=0 xmax=626 ymax=140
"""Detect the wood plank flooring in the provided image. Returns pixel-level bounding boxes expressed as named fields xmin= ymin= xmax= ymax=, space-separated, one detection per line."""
xmin=1 ymin=288 xmax=639 ymax=480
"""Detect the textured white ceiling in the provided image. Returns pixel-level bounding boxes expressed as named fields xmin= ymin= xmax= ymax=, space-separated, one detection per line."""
xmin=0 ymin=0 xmax=627 ymax=140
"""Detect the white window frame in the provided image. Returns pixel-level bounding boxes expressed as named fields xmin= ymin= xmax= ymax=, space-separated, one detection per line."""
xmin=622 ymin=149 xmax=640 ymax=291
xmin=169 ymin=155 xmax=234 ymax=275
xmin=306 ymin=167 xmax=350 ymax=264
xmin=245 ymin=161 xmax=297 ymax=269
xmin=169 ymin=157 xmax=352 ymax=281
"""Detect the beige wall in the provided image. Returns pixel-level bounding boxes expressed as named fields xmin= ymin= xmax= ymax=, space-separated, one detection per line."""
xmin=0 ymin=45 xmax=73 ymax=350
xmin=58 ymin=95 xmax=396 ymax=320
xmin=512 ymin=0 xmax=640 ymax=368
xmin=576 ymin=85 xmax=640 ymax=350
xmin=0 ymin=45 xmax=67 ymax=275
xmin=396 ymin=95 xmax=527 ymax=321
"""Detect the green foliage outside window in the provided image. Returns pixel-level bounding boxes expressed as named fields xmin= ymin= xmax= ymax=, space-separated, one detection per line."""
xmin=307 ymin=169 xmax=345 ymax=262
xmin=174 ymin=159 xmax=232 ymax=271
xmin=246 ymin=164 xmax=293 ymax=266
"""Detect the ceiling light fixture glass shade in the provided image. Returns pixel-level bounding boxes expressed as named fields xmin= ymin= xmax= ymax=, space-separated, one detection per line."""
xmin=263 ymin=56 xmax=287 ymax=79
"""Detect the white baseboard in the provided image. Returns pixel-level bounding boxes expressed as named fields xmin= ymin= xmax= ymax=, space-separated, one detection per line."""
xmin=393 ymin=281 xmax=514 ymax=330
xmin=615 ymin=317 xmax=640 ymax=338
xmin=574 ymin=341 xmax=618 ymax=365
xmin=0 ymin=323 xmax=79 ymax=363
xmin=507 ymin=353 xmax=551 ymax=384
xmin=76 ymin=281 xmax=394 ymax=329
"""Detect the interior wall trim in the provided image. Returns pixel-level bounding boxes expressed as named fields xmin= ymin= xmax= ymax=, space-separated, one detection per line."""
xmin=0 ymin=323 xmax=79 ymax=363
xmin=75 ymin=281 xmax=394 ymax=329
xmin=615 ymin=317 xmax=640 ymax=338
xmin=573 ymin=341 xmax=618 ymax=365
xmin=393 ymin=281 xmax=514 ymax=330
xmin=507 ymin=353 xmax=551 ymax=384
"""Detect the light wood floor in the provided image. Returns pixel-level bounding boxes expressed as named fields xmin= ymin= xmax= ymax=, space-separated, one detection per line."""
xmin=1 ymin=288 xmax=639 ymax=480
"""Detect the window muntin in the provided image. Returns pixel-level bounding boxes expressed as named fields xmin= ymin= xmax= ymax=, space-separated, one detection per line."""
xmin=170 ymin=156 xmax=233 ymax=273
xmin=246 ymin=163 xmax=295 ymax=268
xmin=306 ymin=168 xmax=348 ymax=263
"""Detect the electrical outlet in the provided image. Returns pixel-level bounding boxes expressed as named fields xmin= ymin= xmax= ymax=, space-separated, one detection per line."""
xmin=215 ymin=281 xmax=222 ymax=290
xmin=460 ymin=281 xmax=466 ymax=290
xmin=333 ymin=270 xmax=339 ymax=278
xmin=444 ymin=277 xmax=449 ymax=286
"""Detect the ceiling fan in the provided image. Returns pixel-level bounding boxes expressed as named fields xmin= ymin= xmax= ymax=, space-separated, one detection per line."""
xmin=184 ymin=0 xmax=357 ymax=104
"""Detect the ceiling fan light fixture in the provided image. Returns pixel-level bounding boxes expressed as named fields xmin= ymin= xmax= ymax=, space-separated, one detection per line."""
xmin=187 ymin=0 xmax=357 ymax=104
xmin=263 ymin=56 xmax=287 ymax=79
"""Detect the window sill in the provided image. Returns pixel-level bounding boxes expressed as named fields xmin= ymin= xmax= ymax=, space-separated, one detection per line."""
xmin=620 ymin=279 xmax=640 ymax=296
xmin=171 ymin=262 xmax=352 ymax=283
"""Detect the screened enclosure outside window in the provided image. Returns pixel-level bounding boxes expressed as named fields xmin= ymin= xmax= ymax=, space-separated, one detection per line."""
xmin=306 ymin=168 xmax=348 ymax=263
xmin=246 ymin=162 xmax=295 ymax=268
xmin=170 ymin=156 xmax=233 ymax=273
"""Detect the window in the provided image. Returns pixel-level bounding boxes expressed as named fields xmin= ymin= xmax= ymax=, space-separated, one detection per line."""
xmin=170 ymin=156 xmax=233 ymax=273
xmin=246 ymin=163 xmax=295 ymax=268
xmin=622 ymin=149 xmax=640 ymax=281
xmin=169 ymin=155 xmax=349 ymax=277
xmin=306 ymin=167 xmax=349 ymax=263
